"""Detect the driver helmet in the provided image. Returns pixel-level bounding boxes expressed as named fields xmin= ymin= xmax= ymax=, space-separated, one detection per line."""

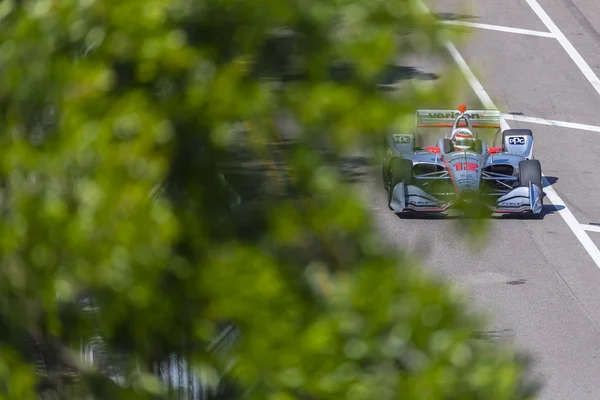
xmin=452 ymin=128 xmax=475 ymax=150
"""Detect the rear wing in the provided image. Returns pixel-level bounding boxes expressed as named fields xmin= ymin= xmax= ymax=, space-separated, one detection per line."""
xmin=416 ymin=109 xmax=502 ymax=129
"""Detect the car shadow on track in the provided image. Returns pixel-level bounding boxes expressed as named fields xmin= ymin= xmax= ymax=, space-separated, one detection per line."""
xmin=433 ymin=12 xmax=479 ymax=22
xmin=376 ymin=66 xmax=439 ymax=91
xmin=543 ymin=176 xmax=558 ymax=187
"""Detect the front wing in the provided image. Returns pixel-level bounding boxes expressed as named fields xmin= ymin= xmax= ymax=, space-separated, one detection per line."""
xmin=389 ymin=182 xmax=544 ymax=214
xmin=389 ymin=183 xmax=451 ymax=213
xmin=492 ymin=182 xmax=543 ymax=214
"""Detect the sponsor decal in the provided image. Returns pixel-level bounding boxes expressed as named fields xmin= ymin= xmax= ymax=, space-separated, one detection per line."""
xmin=499 ymin=201 xmax=522 ymax=206
xmin=392 ymin=134 xmax=411 ymax=144
xmin=428 ymin=112 xmax=483 ymax=119
xmin=508 ymin=136 xmax=526 ymax=145
xmin=493 ymin=158 xmax=509 ymax=164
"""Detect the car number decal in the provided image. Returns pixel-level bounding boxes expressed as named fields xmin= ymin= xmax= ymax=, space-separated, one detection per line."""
xmin=454 ymin=162 xmax=479 ymax=172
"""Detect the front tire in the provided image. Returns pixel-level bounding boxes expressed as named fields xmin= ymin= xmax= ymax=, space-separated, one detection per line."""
xmin=387 ymin=158 xmax=413 ymax=210
xmin=518 ymin=159 xmax=542 ymax=189
xmin=519 ymin=159 xmax=544 ymax=214
xmin=390 ymin=158 xmax=413 ymax=187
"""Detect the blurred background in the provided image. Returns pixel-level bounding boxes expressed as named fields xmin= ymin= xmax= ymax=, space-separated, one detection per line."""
xmin=0 ymin=0 xmax=538 ymax=399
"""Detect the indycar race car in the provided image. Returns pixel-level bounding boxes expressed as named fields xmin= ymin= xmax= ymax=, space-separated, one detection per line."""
xmin=382 ymin=104 xmax=545 ymax=217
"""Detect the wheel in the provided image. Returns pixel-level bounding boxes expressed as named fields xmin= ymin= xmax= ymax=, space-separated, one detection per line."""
xmin=390 ymin=158 xmax=413 ymax=187
xmin=519 ymin=159 xmax=544 ymax=215
xmin=387 ymin=158 xmax=413 ymax=209
xmin=518 ymin=159 xmax=542 ymax=189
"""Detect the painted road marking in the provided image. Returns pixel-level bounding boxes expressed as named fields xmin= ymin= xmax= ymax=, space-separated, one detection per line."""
xmin=541 ymin=183 xmax=600 ymax=268
xmin=445 ymin=43 xmax=495 ymax=108
xmin=504 ymin=114 xmax=600 ymax=133
xmin=417 ymin=0 xmax=600 ymax=269
xmin=447 ymin=42 xmax=600 ymax=135
xmin=442 ymin=20 xmax=555 ymax=38
xmin=524 ymin=0 xmax=600 ymax=97
xmin=582 ymin=224 xmax=600 ymax=234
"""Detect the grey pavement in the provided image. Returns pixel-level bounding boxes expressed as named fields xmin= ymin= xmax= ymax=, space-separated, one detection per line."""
xmin=362 ymin=1 xmax=600 ymax=399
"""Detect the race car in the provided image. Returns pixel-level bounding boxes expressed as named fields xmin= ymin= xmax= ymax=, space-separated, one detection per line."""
xmin=382 ymin=104 xmax=545 ymax=217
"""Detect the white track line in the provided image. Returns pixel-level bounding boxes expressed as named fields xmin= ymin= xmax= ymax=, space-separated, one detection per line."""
xmin=445 ymin=43 xmax=495 ymax=108
xmin=582 ymin=224 xmax=600 ymax=233
xmin=417 ymin=0 xmax=600 ymax=268
xmin=504 ymin=114 xmax=600 ymax=133
xmin=442 ymin=20 xmax=555 ymax=38
xmin=524 ymin=0 xmax=600 ymax=96
xmin=541 ymin=184 xmax=600 ymax=267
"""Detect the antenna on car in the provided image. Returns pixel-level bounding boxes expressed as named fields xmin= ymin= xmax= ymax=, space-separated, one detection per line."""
xmin=451 ymin=103 xmax=475 ymax=138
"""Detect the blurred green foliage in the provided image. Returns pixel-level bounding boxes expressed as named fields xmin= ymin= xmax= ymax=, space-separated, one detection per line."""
xmin=0 ymin=0 xmax=538 ymax=398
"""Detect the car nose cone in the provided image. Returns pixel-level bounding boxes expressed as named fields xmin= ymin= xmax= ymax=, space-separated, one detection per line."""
xmin=457 ymin=189 xmax=478 ymax=203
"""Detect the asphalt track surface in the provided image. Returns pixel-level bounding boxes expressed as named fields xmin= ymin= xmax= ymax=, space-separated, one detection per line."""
xmin=361 ymin=1 xmax=600 ymax=399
